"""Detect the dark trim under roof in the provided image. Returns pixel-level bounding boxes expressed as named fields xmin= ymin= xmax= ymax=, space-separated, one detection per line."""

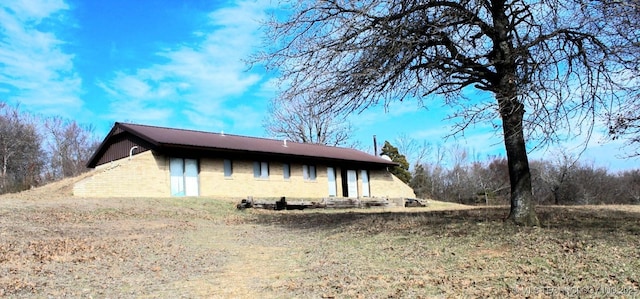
xmin=87 ymin=122 xmax=396 ymax=168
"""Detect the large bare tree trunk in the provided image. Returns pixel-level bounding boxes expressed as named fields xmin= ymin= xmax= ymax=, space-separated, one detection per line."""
xmin=492 ymin=1 xmax=539 ymax=226
xmin=500 ymin=98 xmax=540 ymax=226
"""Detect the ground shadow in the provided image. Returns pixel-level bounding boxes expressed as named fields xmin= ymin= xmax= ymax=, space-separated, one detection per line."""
xmin=248 ymin=206 xmax=640 ymax=240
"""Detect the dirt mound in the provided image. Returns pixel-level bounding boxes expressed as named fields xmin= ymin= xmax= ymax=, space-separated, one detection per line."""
xmin=0 ymin=170 xmax=97 ymax=200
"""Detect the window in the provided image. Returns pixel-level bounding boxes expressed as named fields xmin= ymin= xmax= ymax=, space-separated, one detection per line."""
xmin=253 ymin=161 xmax=269 ymax=178
xmin=303 ymin=164 xmax=316 ymax=181
xmin=223 ymin=159 xmax=232 ymax=177
xmin=283 ymin=163 xmax=290 ymax=179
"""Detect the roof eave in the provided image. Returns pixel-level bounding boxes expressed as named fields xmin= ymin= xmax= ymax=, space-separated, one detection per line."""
xmin=156 ymin=143 xmax=397 ymax=167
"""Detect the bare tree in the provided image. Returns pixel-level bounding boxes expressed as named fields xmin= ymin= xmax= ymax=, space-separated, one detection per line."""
xmin=609 ymin=88 xmax=640 ymax=156
xmin=470 ymin=158 xmax=510 ymax=205
xmin=411 ymin=162 xmax=448 ymax=200
xmin=618 ymin=170 xmax=640 ymax=204
xmin=604 ymin=0 xmax=640 ymax=155
xmin=538 ymin=150 xmax=579 ymax=205
xmin=394 ymin=133 xmax=432 ymax=169
xmin=264 ymin=95 xmax=355 ymax=146
xmin=44 ymin=117 xmax=100 ymax=180
xmin=0 ymin=103 xmax=44 ymax=192
xmin=259 ymin=0 xmax=640 ymax=225
xmin=410 ymin=143 xmax=447 ymax=199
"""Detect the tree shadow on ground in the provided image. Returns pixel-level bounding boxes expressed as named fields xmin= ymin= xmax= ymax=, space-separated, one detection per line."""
xmin=248 ymin=206 xmax=640 ymax=240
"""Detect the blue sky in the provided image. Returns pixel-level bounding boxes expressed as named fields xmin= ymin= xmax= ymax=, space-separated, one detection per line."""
xmin=0 ymin=0 xmax=637 ymax=171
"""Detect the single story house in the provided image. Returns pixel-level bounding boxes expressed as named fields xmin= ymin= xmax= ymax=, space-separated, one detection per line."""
xmin=73 ymin=122 xmax=416 ymax=199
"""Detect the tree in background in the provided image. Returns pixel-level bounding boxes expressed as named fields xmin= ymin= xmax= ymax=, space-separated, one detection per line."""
xmin=380 ymin=141 xmax=412 ymax=184
xmin=618 ymin=170 xmax=640 ymax=204
xmin=0 ymin=103 xmax=44 ymax=192
xmin=264 ymin=95 xmax=355 ymax=147
xmin=410 ymin=164 xmax=430 ymax=199
xmin=0 ymin=102 xmax=100 ymax=194
xmin=44 ymin=117 xmax=100 ymax=180
xmin=536 ymin=150 xmax=578 ymax=205
xmin=469 ymin=158 xmax=510 ymax=205
xmin=410 ymin=145 xmax=640 ymax=205
xmin=260 ymin=0 xmax=640 ymax=225
xmin=393 ymin=133 xmax=432 ymax=169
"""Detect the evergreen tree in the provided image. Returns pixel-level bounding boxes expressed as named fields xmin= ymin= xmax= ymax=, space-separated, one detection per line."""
xmin=380 ymin=141 xmax=411 ymax=184
xmin=409 ymin=164 xmax=430 ymax=198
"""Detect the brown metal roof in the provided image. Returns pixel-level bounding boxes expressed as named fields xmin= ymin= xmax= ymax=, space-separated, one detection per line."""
xmin=87 ymin=122 xmax=396 ymax=168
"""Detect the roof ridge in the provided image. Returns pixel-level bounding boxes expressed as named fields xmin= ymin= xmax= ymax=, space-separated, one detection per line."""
xmin=118 ymin=122 xmax=361 ymax=151
xmin=119 ymin=122 xmax=223 ymax=135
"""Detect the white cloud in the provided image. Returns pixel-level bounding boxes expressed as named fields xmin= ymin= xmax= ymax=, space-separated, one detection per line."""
xmin=0 ymin=0 xmax=82 ymax=116
xmin=4 ymin=0 xmax=68 ymax=20
xmin=99 ymin=0 xmax=271 ymax=132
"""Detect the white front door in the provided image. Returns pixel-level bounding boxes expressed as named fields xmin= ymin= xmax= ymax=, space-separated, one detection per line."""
xmin=347 ymin=170 xmax=358 ymax=198
xmin=327 ymin=167 xmax=337 ymax=197
xmin=170 ymin=158 xmax=199 ymax=196
xmin=361 ymin=170 xmax=370 ymax=197
xmin=170 ymin=158 xmax=185 ymax=196
xmin=184 ymin=159 xmax=199 ymax=196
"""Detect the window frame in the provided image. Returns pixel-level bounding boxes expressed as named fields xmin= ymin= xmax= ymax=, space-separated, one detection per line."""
xmin=361 ymin=169 xmax=370 ymax=197
xmin=283 ymin=163 xmax=291 ymax=179
xmin=223 ymin=159 xmax=233 ymax=177
xmin=170 ymin=157 xmax=199 ymax=197
xmin=303 ymin=164 xmax=317 ymax=181
xmin=327 ymin=166 xmax=337 ymax=196
xmin=253 ymin=161 xmax=269 ymax=179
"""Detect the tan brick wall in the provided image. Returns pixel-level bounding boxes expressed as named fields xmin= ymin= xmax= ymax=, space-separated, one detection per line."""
xmin=74 ymin=152 xmax=416 ymax=199
xmin=73 ymin=151 xmax=168 ymax=197
xmin=369 ymin=170 xmax=417 ymax=199
xmin=200 ymin=159 xmax=329 ymax=199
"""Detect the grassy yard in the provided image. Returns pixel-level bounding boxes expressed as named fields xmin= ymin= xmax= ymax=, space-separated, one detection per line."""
xmin=1 ymin=195 xmax=639 ymax=298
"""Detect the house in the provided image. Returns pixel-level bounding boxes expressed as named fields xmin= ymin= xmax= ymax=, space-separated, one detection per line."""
xmin=73 ymin=122 xmax=416 ymax=200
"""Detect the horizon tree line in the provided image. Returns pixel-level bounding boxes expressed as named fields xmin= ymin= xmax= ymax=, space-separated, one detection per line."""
xmin=0 ymin=102 xmax=99 ymax=194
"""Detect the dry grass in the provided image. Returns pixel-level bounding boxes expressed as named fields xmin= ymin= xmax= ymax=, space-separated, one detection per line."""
xmin=251 ymin=206 xmax=640 ymax=298
xmin=1 ymin=181 xmax=639 ymax=298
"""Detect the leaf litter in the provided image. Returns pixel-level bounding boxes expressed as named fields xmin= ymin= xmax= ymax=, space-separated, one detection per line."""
xmin=0 ymin=182 xmax=639 ymax=298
